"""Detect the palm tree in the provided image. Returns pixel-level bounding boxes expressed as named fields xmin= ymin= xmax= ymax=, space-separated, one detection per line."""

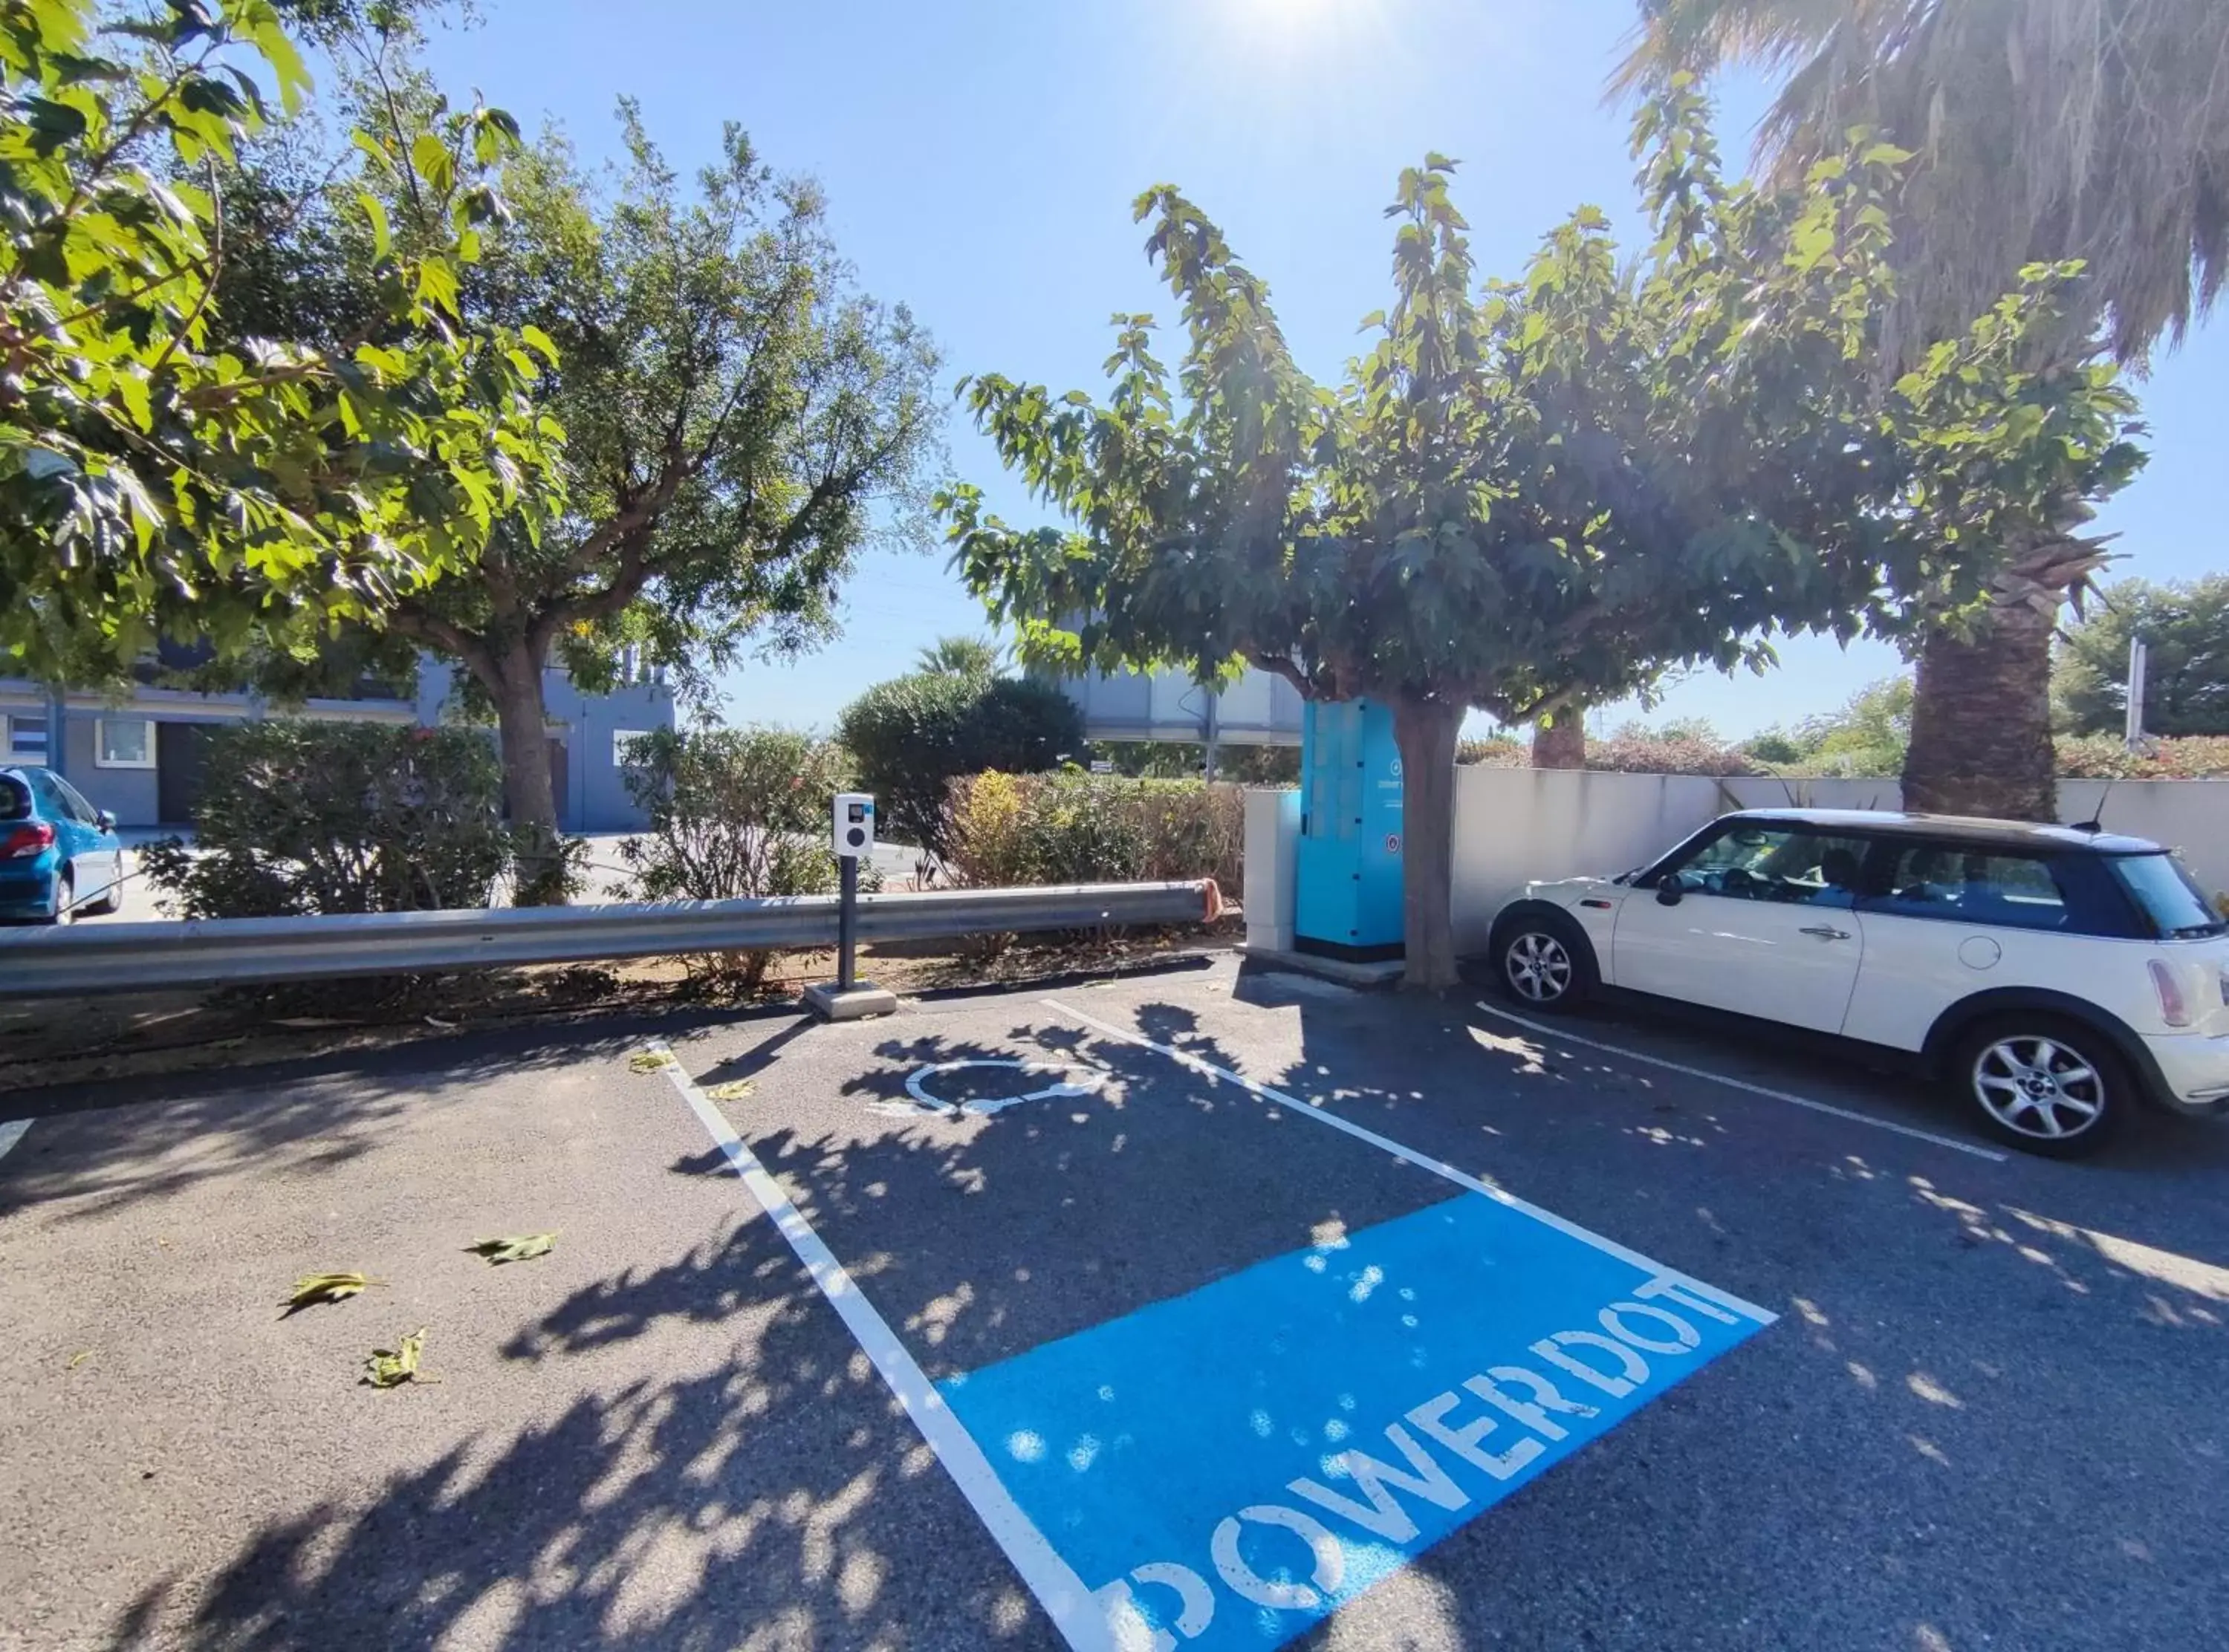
xmin=914 ymin=635 xmax=1003 ymax=677
xmin=1617 ymin=0 xmax=2229 ymax=819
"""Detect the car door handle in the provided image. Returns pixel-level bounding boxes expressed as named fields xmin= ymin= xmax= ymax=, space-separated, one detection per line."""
xmin=1798 ymin=925 xmax=1852 ymax=940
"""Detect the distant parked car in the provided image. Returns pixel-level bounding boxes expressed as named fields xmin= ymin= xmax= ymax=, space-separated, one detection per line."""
xmin=0 ymin=766 xmax=125 ymax=924
xmin=1487 ymin=809 xmax=2229 ymax=1157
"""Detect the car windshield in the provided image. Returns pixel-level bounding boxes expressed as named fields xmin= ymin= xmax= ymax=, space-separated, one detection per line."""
xmin=2109 ymin=851 xmax=2228 ymax=939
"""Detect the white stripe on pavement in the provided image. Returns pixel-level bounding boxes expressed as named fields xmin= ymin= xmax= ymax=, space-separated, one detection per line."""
xmin=646 ymin=1041 xmax=1115 ymax=1652
xmin=1044 ymin=998 xmax=1777 ymax=1325
xmin=0 ymin=1119 xmax=28 ymax=1162
xmin=1470 ymin=1001 xmax=2007 ymax=1163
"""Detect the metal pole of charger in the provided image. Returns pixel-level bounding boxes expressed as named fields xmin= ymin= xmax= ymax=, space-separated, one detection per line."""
xmin=837 ymin=853 xmax=858 ymax=991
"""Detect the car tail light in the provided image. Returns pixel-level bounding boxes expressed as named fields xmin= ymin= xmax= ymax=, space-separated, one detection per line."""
xmin=0 ymin=822 xmax=53 ymax=859
xmin=2149 ymin=959 xmax=2193 ymax=1028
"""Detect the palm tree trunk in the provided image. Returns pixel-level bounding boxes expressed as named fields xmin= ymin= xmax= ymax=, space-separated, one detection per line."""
xmin=1531 ymin=707 xmax=1586 ymax=769
xmin=1903 ymin=597 xmax=2057 ymax=822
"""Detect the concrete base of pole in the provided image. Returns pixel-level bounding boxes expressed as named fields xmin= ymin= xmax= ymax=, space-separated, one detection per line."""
xmin=803 ymin=981 xmax=899 ymax=1021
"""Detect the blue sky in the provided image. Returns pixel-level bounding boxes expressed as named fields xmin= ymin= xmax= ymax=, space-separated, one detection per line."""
xmin=423 ymin=0 xmax=2226 ymax=742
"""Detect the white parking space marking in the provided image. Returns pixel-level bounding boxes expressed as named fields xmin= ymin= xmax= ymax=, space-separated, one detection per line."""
xmin=646 ymin=1041 xmax=1117 ymax=1652
xmin=1470 ymin=1001 xmax=2008 ymax=1163
xmin=0 ymin=1119 xmax=28 ymax=1162
xmin=1045 ymin=998 xmax=1775 ymax=1324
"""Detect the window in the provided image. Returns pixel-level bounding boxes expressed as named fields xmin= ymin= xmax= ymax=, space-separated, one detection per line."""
xmin=2109 ymin=852 xmax=2227 ymax=939
xmin=94 ymin=717 xmax=155 ymax=769
xmin=54 ymin=775 xmax=100 ymax=825
xmin=5 ymin=712 xmax=48 ymax=761
xmin=1869 ymin=845 xmax=2073 ymax=932
xmin=1669 ymin=825 xmax=1873 ymax=908
xmin=612 ymin=729 xmax=656 ymax=767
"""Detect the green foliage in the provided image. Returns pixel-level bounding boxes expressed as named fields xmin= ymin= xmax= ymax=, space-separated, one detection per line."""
xmin=2056 ymin=576 xmax=2229 ymax=738
xmin=835 ymin=671 xmax=1084 ymax=856
xmin=944 ymin=771 xmax=1242 ymax=893
xmin=617 ymin=725 xmax=865 ymax=991
xmin=0 ymin=0 xmax=562 ymax=679
xmin=1742 ymin=677 xmax=1915 ymax=777
xmin=139 ymin=721 xmax=529 ymax=917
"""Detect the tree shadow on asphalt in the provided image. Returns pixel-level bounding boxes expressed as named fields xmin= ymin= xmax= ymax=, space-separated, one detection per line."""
xmin=129 ymin=1202 xmax=1059 ymax=1652
xmin=0 ymin=1007 xmax=778 ymax=1230
xmin=1095 ymin=972 xmax=2229 ymax=1651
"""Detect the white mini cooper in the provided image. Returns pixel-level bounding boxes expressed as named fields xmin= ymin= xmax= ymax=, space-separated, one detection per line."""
xmin=1487 ymin=809 xmax=2229 ymax=1157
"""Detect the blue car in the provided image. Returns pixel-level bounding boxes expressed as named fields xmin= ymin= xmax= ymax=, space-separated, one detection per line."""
xmin=0 ymin=766 xmax=125 ymax=923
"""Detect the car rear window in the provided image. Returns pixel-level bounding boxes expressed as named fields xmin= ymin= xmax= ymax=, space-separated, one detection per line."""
xmin=0 ymin=775 xmax=29 ymax=821
xmin=2109 ymin=851 xmax=2228 ymax=939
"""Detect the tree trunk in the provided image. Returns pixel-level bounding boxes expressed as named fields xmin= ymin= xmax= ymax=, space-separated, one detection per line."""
xmin=1392 ymin=692 xmax=1464 ymax=992
xmin=1531 ymin=707 xmax=1586 ymax=770
xmin=487 ymin=647 xmax=568 ymax=903
xmin=1903 ymin=599 xmax=2057 ymax=822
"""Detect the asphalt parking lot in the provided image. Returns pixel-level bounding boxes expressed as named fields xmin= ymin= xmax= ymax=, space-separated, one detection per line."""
xmin=3 ymin=956 xmax=2227 ymax=1651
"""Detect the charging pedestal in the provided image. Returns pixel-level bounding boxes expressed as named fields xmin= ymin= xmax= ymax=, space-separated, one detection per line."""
xmin=805 ymin=793 xmax=898 ymax=1021
xmin=1294 ymin=697 xmax=1406 ymax=963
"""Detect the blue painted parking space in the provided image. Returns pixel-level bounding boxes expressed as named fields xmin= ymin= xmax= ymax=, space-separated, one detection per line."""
xmin=941 ymin=1191 xmax=1770 ymax=1651
xmin=661 ymin=990 xmax=1784 ymax=1651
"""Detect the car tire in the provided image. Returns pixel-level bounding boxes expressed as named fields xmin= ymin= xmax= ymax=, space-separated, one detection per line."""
xmin=42 ymin=869 xmax=74 ymax=926
xmin=1490 ymin=910 xmax=1596 ymax=1013
xmin=87 ymin=877 xmax=122 ymax=916
xmin=1951 ymin=1015 xmax=2129 ymax=1159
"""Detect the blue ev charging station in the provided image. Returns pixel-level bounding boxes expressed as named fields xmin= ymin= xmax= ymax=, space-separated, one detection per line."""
xmin=1294 ymin=697 xmax=1406 ymax=961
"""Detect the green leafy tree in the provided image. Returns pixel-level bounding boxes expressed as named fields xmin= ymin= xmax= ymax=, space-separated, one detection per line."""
xmin=835 ymin=668 xmax=1084 ymax=857
xmin=2057 ymin=576 xmax=2229 ymax=738
xmin=1617 ymin=0 xmax=2192 ymax=819
xmin=212 ymin=62 xmax=941 ymax=888
xmin=941 ymin=91 xmax=1936 ymax=987
xmin=0 ymin=0 xmax=559 ymax=680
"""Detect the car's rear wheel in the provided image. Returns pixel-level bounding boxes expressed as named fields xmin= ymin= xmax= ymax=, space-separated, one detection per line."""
xmin=43 ymin=869 xmax=74 ymax=926
xmin=1953 ymin=1015 xmax=2127 ymax=1158
xmin=1490 ymin=912 xmax=1594 ymax=1013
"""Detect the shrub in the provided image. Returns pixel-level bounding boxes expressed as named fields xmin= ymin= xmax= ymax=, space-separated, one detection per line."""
xmin=944 ymin=772 xmax=1243 ymax=892
xmin=141 ymin=722 xmax=531 ymax=919
xmin=1584 ymin=733 xmax=1765 ymax=778
xmin=1456 ymin=735 xmax=1527 ymax=767
xmin=2054 ymin=735 xmax=2229 ymax=779
xmin=618 ymin=726 xmax=872 ymax=992
xmin=836 ymin=671 xmax=1085 ymax=857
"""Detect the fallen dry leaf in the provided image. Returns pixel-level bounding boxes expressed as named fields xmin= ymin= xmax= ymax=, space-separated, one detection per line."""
xmin=282 ymin=1272 xmax=386 ymax=1315
xmin=467 ymin=1232 xmax=557 ymax=1265
xmin=362 ymin=1328 xmax=430 ymax=1388
xmin=628 ymin=1049 xmax=675 ymax=1073
xmin=704 ymin=1080 xmax=756 ymax=1103
xmin=66 ymin=1350 xmax=94 ymax=1371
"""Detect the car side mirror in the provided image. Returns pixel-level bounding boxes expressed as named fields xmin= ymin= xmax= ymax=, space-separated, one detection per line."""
xmin=96 ymin=810 xmax=116 ymax=832
xmin=1655 ymin=873 xmax=1686 ymax=907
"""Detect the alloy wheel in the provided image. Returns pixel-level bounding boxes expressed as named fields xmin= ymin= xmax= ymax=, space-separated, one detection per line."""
xmin=1505 ymin=931 xmax=1573 ymax=1004
xmin=1971 ymin=1036 xmax=2106 ymax=1141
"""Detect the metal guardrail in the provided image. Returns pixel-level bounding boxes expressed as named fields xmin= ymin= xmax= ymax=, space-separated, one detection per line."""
xmin=0 ymin=879 xmax=1222 ymax=999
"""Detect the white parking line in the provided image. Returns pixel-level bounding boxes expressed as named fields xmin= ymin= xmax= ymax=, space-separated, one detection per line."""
xmin=644 ymin=1041 xmax=1116 ymax=1652
xmin=0 ymin=1119 xmax=28 ymax=1162
xmin=1469 ymin=1001 xmax=2009 ymax=1163
xmin=1045 ymin=998 xmax=1776 ymax=1324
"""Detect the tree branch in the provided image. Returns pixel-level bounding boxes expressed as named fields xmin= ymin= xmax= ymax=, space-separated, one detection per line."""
xmin=1246 ymin=651 xmax=1319 ymax=700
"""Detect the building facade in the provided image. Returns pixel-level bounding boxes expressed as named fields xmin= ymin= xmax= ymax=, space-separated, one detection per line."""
xmin=0 ymin=657 xmax=675 ymax=833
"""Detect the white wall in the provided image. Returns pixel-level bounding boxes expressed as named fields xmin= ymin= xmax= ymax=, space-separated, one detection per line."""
xmin=1449 ymin=768 xmax=2229 ymax=952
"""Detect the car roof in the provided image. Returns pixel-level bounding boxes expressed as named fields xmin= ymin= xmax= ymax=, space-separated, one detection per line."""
xmin=1720 ymin=807 xmax=2163 ymax=856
